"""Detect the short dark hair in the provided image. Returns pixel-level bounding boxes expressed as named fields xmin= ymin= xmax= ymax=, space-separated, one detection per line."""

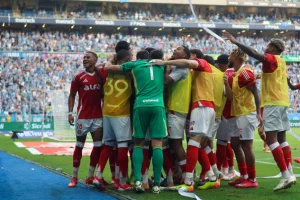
xmin=150 ymin=50 xmax=164 ymax=60
xmin=204 ymin=55 xmax=215 ymax=65
xmin=116 ymin=50 xmax=131 ymax=61
xmin=217 ymin=54 xmax=229 ymax=65
xmin=190 ymin=49 xmax=204 ymax=59
xmin=136 ymin=50 xmax=149 ymax=60
xmin=86 ymin=51 xmax=98 ymax=61
xmin=270 ymin=39 xmax=285 ymax=54
xmin=182 ymin=45 xmax=191 ymax=59
xmin=115 ymin=41 xmax=130 ymax=53
xmin=145 ymin=47 xmax=156 ymax=54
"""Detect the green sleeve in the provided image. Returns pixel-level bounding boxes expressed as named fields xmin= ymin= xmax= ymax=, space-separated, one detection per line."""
xmin=120 ymin=61 xmax=135 ymax=72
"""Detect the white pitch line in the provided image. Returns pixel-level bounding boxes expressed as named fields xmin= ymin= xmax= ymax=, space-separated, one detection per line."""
xmin=256 ymin=160 xmax=300 ymax=169
xmin=288 ymin=129 xmax=300 ymax=141
xmin=14 ymin=142 xmax=25 ymax=148
xmin=26 ymin=148 xmax=42 ymax=155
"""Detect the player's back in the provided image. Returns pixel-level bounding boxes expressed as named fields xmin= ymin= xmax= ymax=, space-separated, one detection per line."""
xmin=130 ymin=60 xmax=165 ymax=108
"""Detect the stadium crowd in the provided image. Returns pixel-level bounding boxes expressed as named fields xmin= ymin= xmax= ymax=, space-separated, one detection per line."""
xmin=1 ymin=51 xmax=300 ymax=121
xmin=1 ymin=30 xmax=300 ymax=56
xmin=1 ymin=31 xmax=300 ymax=121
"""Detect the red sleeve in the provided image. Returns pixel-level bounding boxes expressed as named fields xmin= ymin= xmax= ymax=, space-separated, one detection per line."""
xmin=238 ymin=69 xmax=256 ymax=88
xmin=296 ymin=84 xmax=300 ymax=90
xmin=193 ymin=58 xmax=212 ymax=72
xmin=262 ymin=53 xmax=278 ymax=73
xmin=70 ymin=75 xmax=79 ymax=94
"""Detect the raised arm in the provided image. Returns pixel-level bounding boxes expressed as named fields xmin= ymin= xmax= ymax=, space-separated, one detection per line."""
xmin=104 ymin=61 xmax=122 ymax=72
xmin=152 ymin=59 xmax=199 ymax=69
xmin=223 ymin=32 xmax=264 ymax=62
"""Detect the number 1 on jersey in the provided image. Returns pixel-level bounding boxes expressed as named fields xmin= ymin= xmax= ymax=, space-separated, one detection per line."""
xmin=150 ymin=65 xmax=154 ymax=80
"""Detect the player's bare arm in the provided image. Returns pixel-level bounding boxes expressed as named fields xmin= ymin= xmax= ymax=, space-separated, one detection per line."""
xmin=223 ymin=32 xmax=264 ymax=62
xmin=224 ymin=74 xmax=233 ymax=101
xmin=164 ymin=66 xmax=174 ymax=85
xmin=287 ymin=77 xmax=298 ymax=90
xmin=104 ymin=61 xmax=122 ymax=72
xmin=248 ymin=85 xmax=263 ymax=127
xmin=152 ymin=59 xmax=198 ymax=69
xmin=68 ymin=91 xmax=76 ymax=125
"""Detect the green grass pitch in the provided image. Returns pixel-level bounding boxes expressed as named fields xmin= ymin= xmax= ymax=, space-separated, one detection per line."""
xmin=1 ymin=129 xmax=300 ymax=200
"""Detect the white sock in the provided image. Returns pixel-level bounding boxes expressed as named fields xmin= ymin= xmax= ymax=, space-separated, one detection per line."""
xmin=288 ymin=163 xmax=294 ymax=176
xmin=242 ymin=174 xmax=249 ymax=179
xmin=282 ymin=169 xmax=291 ymax=179
xmin=96 ymin=166 xmax=103 ymax=179
xmin=167 ymin=169 xmax=174 ymax=184
xmin=88 ymin=166 xmax=95 ymax=178
xmin=207 ymin=168 xmax=216 ymax=181
xmin=73 ymin=167 xmax=79 ymax=178
xmin=184 ymin=172 xmax=194 ymax=185
xmin=142 ymin=169 xmax=149 ymax=184
xmin=211 ymin=164 xmax=219 ymax=175
xmin=115 ymin=165 xmax=120 ymax=181
xmin=229 ymin=166 xmax=234 ymax=173
xmin=119 ymin=173 xmax=126 ymax=185
xmin=223 ymin=167 xmax=229 ymax=174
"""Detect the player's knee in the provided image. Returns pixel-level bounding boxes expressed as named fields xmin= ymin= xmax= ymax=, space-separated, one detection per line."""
xmin=76 ymin=141 xmax=84 ymax=148
xmin=151 ymin=138 xmax=163 ymax=147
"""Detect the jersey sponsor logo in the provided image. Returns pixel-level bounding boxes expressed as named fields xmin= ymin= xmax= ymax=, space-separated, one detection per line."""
xmin=83 ymin=79 xmax=88 ymax=83
xmin=84 ymin=84 xmax=101 ymax=91
xmin=142 ymin=99 xmax=159 ymax=103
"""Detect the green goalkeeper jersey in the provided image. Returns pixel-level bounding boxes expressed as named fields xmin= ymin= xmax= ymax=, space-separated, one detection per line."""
xmin=120 ymin=60 xmax=165 ymax=109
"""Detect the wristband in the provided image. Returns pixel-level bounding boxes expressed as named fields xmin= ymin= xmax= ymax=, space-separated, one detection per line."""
xmin=68 ymin=112 xmax=73 ymax=115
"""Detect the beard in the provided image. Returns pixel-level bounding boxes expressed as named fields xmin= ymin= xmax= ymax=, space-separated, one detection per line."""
xmin=228 ymin=61 xmax=234 ymax=68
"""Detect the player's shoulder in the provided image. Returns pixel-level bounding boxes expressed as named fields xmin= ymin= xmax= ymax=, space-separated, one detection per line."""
xmin=73 ymin=70 xmax=87 ymax=81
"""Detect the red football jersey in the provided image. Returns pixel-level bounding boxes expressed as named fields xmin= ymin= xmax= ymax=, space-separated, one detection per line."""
xmin=70 ymin=70 xmax=104 ymax=119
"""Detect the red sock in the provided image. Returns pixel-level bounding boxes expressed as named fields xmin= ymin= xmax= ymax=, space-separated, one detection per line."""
xmin=163 ymin=148 xmax=174 ymax=175
xmin=73 ymin=146 xmax=83 ymax=168
xmin=198 ymin=148 xmax=211 ymax=180
xmin=238 ymin=162 xmax=247 ymax=177
xmin=186 ymin=145 xmax=199 ymax=173
xmin=282 ymin=145 xmax=292 ymax=169
xmin=227 ymin=143 xmax=234 ymax=168
xmin=90 ymin=146 xmax=102 ymax=168
xmin=109 ymin=148 xmax=117 ymax=177
xmin=98 ymin=145 xmax=113 ymax=173
xmin=223 ymin=157 xmax=229 ymax=168
xmin=247 ymin=165 xmax=256 ymax=181
xmin=205 ymin=147 xmax=216 ymax=166
xmin=142 ymin=148 xmax=149 ymax=174
xmin=118 ymin=147 xmax=129 ymax=178
xmin=271 ymin=146 xmax=287 ymax=172
xmin=216 ymin=144 xmax=227 ymax=170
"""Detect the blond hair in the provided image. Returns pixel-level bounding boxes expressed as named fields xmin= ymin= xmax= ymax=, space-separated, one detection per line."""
xmin=231 ymin=48 xmax=248 ymax=62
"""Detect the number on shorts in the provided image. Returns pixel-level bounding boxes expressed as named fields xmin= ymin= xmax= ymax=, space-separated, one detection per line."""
xmin=105 ymin=79 xmax=129 ymax=97
xmin=76 ymin=123 xmax=82 ymax=130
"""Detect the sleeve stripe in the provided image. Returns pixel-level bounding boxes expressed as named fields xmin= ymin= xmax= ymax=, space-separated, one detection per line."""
xmin=242 ymin=70 xmax=250 ymax=80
